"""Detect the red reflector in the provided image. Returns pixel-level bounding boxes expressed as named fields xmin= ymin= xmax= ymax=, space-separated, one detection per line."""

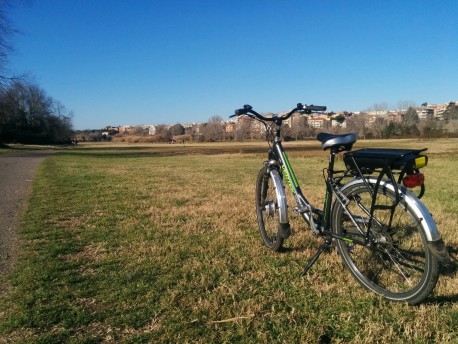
xmin=403 ymin=173 xmax=424 ymax=188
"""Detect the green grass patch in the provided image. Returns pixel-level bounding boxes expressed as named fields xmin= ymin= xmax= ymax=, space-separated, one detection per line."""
xmin=0 ymin=146 xmax=12 ymax=154
xmin=0 ymin=139 xmax=457 ymax=343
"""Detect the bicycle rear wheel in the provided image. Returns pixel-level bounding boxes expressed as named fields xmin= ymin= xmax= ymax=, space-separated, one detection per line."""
xmin=332 ymin=180 xmax=440 ymax=305
xmin=256 ymin=165 xmax=285 ymax=251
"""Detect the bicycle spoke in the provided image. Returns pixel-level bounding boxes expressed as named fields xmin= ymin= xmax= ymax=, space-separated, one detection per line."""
xmin=390 ymin=246 xmax=426 ymax=273
xmin=381 ymin=248 xmax=414 ymax=287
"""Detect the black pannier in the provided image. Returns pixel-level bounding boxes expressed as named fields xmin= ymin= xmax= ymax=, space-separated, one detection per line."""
xmin=343 ymin=148 xmax=428 ymax=172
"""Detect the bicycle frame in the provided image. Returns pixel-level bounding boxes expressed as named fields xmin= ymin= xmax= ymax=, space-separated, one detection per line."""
xmin=268 ymin=139 xmax=318 ymax=229
xmin=268 ymin=124 xmax=370 ymax=248
xmin=267 ymin=121 xmax=328 ymax=224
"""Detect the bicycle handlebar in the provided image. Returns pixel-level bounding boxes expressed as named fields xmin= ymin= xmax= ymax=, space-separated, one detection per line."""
xmin=231 ymin=103 xmax=326 ymax=121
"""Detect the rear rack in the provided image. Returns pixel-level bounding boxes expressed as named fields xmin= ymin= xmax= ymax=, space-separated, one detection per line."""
xmin=340 ymin=148 xmax=429 ymax=234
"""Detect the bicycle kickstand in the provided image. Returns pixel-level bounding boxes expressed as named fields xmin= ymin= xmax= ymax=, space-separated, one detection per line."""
xmin=300 ymin=236 xmax=333 ymax=277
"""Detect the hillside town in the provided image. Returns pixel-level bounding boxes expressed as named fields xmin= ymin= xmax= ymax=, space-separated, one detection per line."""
xmin=75 ymin=101 xmax=458 ymax=143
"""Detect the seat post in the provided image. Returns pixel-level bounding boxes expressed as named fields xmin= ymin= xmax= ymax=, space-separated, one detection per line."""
xmin=328 ymin=150 xmax=337 ymax=174
xmin=322 ymin=151 xmax=337 ymax=227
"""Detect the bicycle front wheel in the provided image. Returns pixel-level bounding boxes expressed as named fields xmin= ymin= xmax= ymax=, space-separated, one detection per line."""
xmin=332 ymin=180 xmax=440 ymax=305
xmin=256 ymin=165 xmax=285 ymax=251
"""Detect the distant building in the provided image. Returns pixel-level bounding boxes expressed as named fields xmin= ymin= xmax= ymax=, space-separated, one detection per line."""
xmin=225 ymin=121 xmax=235 ymax=134
xmin=428 ymin=104 xmax=448 ymax=120
xmin=386 ymin=112 xmax=403 ymax=123
xmin=331 ymin=119 xmax=347 ymax=128
xmin=251 ymin=118 xmax=266 ymax=135
xmin=119 ymin=125 xmax=134 ymax=134
xmin=308 ymin=117 xmax=326 ymax=129
xmin=417 ymin=107 xmax=434 ymax=121
xmin=104 ymin=126 xmax=120 ymax=132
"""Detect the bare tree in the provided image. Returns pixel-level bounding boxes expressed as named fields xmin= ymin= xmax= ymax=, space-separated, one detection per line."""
xmin=133 ymin=126 xmax=146 ymax=135
xmin=400 ymin=107 xmax=420 ymax=136
xmin=170 ymin=123 xmax=185 ymax=136
xmin=372 ymin=102 xmax=388 ymax=115
xmin=234 ymin=117 xmax=251 ymax=142
xmin=154 ymin=124 xmax=172 ymax=141
xmin=418 ymin=119 xmax=440 ymax=137
xmin=402 ymin=107 xmax=419 ymax=126
xmin=0 ymin=1 xmax=18 ymax=88
xmin=397 ymin=100 xmax=416 ymax=111
xmin=203 ymin=115 xmax=225 ymax=142
xmin=372 ymin=117 xmax=386 ymax=138
xmin=346 ymin=114 xmax=368 ymax=139
xmin=289 ymin=114 xmax=308 ymax=140
xmin=443 ymin=102 xmax=458 ymax=121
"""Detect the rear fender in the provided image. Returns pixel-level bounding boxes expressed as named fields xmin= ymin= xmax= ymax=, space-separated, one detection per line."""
xmin=338 ymin=178 xmax=441 ymax=242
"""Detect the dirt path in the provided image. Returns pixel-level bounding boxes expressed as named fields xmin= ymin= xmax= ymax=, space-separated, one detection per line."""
xmin=0 ymin=150 xmax=54 ymax=274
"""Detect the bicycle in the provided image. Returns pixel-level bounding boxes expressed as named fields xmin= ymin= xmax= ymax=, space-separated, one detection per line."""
xmin=231 ymin=103 xmax=452 ymax=305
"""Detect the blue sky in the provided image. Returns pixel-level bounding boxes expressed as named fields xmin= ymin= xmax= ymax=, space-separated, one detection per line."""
xmin=7 ymin=0 xmax=458 ymax=130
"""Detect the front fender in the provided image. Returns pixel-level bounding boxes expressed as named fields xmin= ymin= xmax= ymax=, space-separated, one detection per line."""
xmin=269 ymin=168 xmax=289 ymax=225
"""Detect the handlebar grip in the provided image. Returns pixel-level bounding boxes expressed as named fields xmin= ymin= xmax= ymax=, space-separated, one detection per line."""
xmin=234 ymin=108 xmax=245 ymax=116
xmin=305 ymin=105 xmax=327 ymax=112
xmin=234 ymin=104 xmax=253 ymax=116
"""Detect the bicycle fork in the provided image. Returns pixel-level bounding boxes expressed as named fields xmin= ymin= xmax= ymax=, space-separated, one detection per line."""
xmin=266 ymin=162 xmax=291 ymax=239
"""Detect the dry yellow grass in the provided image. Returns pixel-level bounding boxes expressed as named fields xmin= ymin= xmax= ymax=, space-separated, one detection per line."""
xmin=0 ymin=138 xmax=457 ymax=343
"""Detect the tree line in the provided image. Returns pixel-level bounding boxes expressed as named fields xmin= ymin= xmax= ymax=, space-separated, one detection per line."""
xmin=346 ymin=104 xmax=458 ymax=140
xmin=0 ymin=81 xmax=74 ymax=144
xmin=141 ymin=103 xmax=458 ymax=143
xmin=0 ymin=2 xmax=74 ymax=145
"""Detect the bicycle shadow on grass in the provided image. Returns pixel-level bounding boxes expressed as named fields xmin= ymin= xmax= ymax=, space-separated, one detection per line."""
xmin=423 ymin=243 xmax=458 ymax=305
xmin=280 ymin=237 xmax=334 ymax=254
xmin=283 ymin=241 xmax=458 ymax=305
xmin=427 ymin=294 xmax=458 ymax=305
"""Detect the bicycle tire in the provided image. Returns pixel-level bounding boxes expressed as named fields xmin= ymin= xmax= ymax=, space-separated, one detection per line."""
xmin=256 ymin=165 xmax=284 ymax=251
xmin=331 ymin=179 xmax=440 ymax=305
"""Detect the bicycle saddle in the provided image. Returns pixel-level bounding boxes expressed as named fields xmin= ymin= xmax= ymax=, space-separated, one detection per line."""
xmin=316 ymin=133 xmax=357 ymax=151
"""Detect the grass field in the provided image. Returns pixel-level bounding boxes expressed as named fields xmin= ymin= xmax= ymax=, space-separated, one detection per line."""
xmin=0 ymin=146 xmax=11 ymax=154
xmin=0 ymin=138 xmax=457 ymax=343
